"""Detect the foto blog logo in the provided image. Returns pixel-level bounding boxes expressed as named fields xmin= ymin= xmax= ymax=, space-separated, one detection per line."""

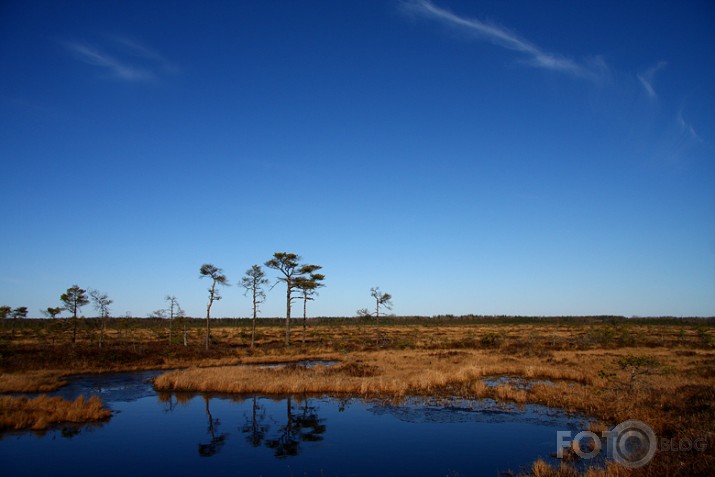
xmin=557 ymin=420 xmax=657 ymax=468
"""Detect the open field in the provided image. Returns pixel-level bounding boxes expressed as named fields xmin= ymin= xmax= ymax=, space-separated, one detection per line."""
xmin=1 ymin=316 xmax=713 ymax=475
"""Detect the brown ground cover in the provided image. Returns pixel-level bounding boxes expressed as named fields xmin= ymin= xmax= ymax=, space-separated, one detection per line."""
xmin=0 ymin=394 xmax=111 ymax=431
xmin=1 ymin=317 xmax=713 ymax=475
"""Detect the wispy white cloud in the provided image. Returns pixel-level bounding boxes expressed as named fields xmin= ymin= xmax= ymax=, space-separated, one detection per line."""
xmin=676 ymin=110 xmax=702 ymax=143
xmin=401 ymin=0 xmax=608 ymax=81
xmin=108 ymin=35 xmax=178 ymax=74
xmin=66 ymin=42 xmax=154 ymax=81
xmin=637 ymin=61 xmax=667 ymax=99
xmin=643 ymin=108 xmax=706 ymax=165
xmin=65 ymin=36 xmax=175 ymax=82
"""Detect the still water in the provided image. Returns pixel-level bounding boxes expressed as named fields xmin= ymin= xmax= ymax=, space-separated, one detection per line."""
xmin=0 ymin=370 xmax=589 ymax=476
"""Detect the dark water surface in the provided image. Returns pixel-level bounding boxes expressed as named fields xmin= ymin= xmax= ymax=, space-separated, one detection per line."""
xmin=0 ymin=370 xmax=589 ymax=476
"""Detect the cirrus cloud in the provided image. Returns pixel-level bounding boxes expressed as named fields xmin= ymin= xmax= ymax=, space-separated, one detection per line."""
xmin=65 ymin=36 xmax=176 ymax=83
xmin=400 ymin=0 xmax=609 ymax=82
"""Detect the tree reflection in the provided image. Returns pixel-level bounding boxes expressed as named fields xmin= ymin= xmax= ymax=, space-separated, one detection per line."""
xmin=198 ymin=396 xmax=228 ymax=457
xmin=241 ymin=396 xmax=269 ymax=447
xmin=160 ymin=393 xmax=326 ymax=459
xmin=157 ymin=391 xmax=195 ymax=413
xmin=157 ymin=391 xmax=177 ymax=413
xmin=294 ymin=398 xmax=327 ymax=443
xmin=60 ymin=426 xmax=82 ymax=438
xmin=265 ymin=397 xmax=326 ymax=458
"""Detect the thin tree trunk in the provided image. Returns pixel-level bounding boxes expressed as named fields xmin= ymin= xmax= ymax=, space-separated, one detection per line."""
xmin=251 ymin=288 xmax=257 ymax=349
xmin=168 ymin=300 xmax=176 ymax=345
xmin=72 ymin=311 xmax=78 ymax=345
xmin=205 ymin=302 xmax=212 ymax=351
xmin=302 ymin=295 xmax=307 ymax=347
xmin=375 ymin=299 xmax=380 ymax=347
xmin=99 ymin=317 xmax=104 ymax=349
xmin=285 ymin=279 xmax=291 ymax=347
xmin=206 ymin=282 xmax=216 ymax=351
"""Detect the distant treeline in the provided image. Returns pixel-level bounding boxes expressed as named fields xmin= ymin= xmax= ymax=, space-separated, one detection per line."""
xmin=5 ymin=314 xmax=714 ymax=329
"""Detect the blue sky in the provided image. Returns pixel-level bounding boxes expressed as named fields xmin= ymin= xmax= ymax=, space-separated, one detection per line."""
xmin=1 ymin=0 xmax=714 ymax=318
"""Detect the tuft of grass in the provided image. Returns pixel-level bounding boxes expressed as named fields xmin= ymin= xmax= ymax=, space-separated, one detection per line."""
xmin=0 ymin=371 xmax=67 ymax=393
xmin=153 ymin=350 xmax=590 ymax=399
xmin=0 ymin=394 xmax=111 ymax=431
xmin=526 ymin=459 xmax=630 ymax=477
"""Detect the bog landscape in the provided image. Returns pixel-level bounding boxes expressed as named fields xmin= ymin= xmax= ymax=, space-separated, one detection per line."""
xmin=1 ymin=257 xmax=713 ymax=476
xmin=2 ymin=1 xmax=714 ymax=476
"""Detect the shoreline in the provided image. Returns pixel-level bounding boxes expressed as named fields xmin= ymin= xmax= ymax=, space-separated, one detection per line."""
xmin=2 ymin=321 xmax=713 ymax=475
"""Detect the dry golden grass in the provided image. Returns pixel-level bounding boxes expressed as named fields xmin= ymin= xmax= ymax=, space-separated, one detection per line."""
xmin=3 ymin=319 xmax=713 ymax=475
xmin=0 ymin=394 xmax=111 ymax=431
xmin=7 ymin=317 xmax=710 ymax=353
xmin=0 ymin=370 xmax=67 ymax=393
xmin=153 ymin=349 xmax=593 ymax=397
xmin=528 ymin=459 xmax=630 ymax=477
xmin=154 ymin=345 xmax=715 ymax=477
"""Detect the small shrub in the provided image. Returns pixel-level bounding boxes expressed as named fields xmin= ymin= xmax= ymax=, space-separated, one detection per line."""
xmin=609 ymin=354 xmax=661 ymax=391
xmin=480 ymin=332 xmax=503 ymax=348
xmin=695 ymin=327 xmax=712 ymax=347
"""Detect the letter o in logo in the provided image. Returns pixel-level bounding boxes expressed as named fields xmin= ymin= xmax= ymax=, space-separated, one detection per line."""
xmin=572 ymin=431 xmax=602 ymax=460
xmin=610 ymin=420 xmax=657 ymax=468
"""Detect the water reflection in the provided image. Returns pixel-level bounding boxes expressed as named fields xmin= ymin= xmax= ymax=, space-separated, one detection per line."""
xmin=0 ymin=415 xmax=107 ymax=442
xmin=0 ymin=371 xmax=594 ymax=476
xmin=160 ymin=393 xmax=328 ymax=459
xmin=241 ymin=395 xmax=268 ymax=447
xmin=264 ymin=396 xmax=327 ymax=458
xmin=198 ymin=396 xmax=228 ymax=457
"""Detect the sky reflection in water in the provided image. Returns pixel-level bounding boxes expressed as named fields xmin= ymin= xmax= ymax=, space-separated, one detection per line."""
xmin=0 ymin=371 xmax=589 ymax=476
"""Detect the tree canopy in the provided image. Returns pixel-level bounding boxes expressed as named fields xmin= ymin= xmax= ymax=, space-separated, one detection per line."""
xmin=60 ymin=285 xmax=89 ymax=344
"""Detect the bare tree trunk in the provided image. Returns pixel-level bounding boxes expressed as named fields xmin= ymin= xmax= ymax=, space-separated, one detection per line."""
xmin=375 ymin=299 xmax=380 ymax=347
xmin=206 ymin=283 xmax=215 ymax=351
xmin=302 ymin=296 xmax=307 ymax=347
xmin=205 ymin=302 xmax=212 ymax=351
xmin=285 ymin=279 xmax=291 ymax=347
xmin=251 ymin=288 xmax=257 ymax=349
xmin=72 ymin=314 xmax=78 ymax=345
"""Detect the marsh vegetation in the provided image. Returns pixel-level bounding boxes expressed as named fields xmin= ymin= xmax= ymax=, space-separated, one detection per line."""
xmin=0 ymin=394 xmax=110 ymax=431
xmin=1 ymin=316 xmax=713 ymax=475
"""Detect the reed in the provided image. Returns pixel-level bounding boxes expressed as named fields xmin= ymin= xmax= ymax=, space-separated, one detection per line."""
xmin=0 ymin=371 xmax=66 ymax=393
xmin=153 ymin=349 xmax=597 ymax=397
xmin=0 ymin=394 xmax=111 ymax=431
xmin=528 ymin=459 xmax=630 ymax=477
